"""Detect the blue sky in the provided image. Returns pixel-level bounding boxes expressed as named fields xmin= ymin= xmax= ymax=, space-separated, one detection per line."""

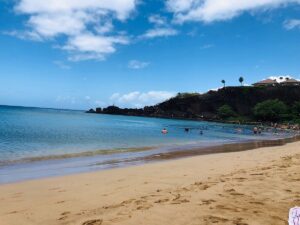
xmin=1 ymin=0 xmax=300 ymax=110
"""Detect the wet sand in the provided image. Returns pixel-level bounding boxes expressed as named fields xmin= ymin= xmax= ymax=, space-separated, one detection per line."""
xmin=0 ymin=139 xmax=300 ymax=225
xmin=3 ymin=136 xmax=299 ymax=184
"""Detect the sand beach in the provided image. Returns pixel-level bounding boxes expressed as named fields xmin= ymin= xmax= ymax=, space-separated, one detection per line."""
xmin=1 ymin=139 xmax=300 ymax=225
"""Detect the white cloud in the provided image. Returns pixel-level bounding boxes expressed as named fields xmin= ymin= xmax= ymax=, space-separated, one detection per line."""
xmin=62 ymin=33 xmax=129 ymax=61
xmin=148 ymin=14 xmax=167 ymax=26
xmin=141 ymin=28 xmax=178 ymax=39
xmin=3 ymin=30 xmax=43 ymax=41
xmin=9 ymin=0 xmax=137 ymax=61
xmin=128 ymin=60 xmax=150 ymax=69
xmin=53 ymin=60 xmax=71 ymax=69
xmin=110 ymin=91 xmax=175 ymax=108
xmin=94 ymin=21 xmax=114 ymax=34
xmin=200 ymin=44 xmax=214 ymax=49
xmin=110 ymin=93 xmax=121 ymax=100
xmin=166 ymin=0 xmax=300 ymax=23
xmin=15 ymin=0 xmax=136 ymax=20
xmin=27 ymin=12 xmax=89 ymax=38
xmin=141 ymin=13 xmax=178 ymax=39
xmin=283 ymin=19 xmax=300 ymax=30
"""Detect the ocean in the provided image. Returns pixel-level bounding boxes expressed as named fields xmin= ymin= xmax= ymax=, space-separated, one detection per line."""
xmin=0 ymin=105 xmax=294 ymax=183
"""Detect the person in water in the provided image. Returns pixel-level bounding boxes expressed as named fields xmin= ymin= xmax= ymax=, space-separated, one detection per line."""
xmin=161 ymin=128 xmax=168 ymax=134
xmin=253 ymin=127 xmax=258 ymax=135
xmin=184 ymin=128 xmax=189 ymax=132
xmin=199 ymin=130 xmax=203 ymax=135
xmin=258 ymin=127 xmax=262 ymax=134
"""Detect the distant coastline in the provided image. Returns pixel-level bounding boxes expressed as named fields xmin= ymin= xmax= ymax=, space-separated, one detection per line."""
xmin=87 ymin=86 xmax=300 ymax=129
xmin=0 ymin=104 xmax=84 ymax=112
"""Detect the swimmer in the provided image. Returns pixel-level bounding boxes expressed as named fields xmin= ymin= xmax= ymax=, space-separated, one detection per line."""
xmin=258 ymin=127 xmax=262 ymax=134
xmin=199 ymin=130 xmax=203 ymax=135
xmin=253 ymin=127 xmax=258 ymax=135
xmin=161 ymin=128 xmax=168 ymax=134
xmin=184 ymin=128 xmax=190 ymax=132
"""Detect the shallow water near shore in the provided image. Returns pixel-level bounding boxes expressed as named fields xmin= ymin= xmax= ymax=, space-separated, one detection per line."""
xmin=0 ymin=105 xmax=297 ymax=184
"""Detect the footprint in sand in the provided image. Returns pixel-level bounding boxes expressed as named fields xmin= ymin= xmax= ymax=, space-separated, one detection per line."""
xmin=202 ymin=215 xmax=229 ymax=223
xmin=219 ymin=178 xmax=228 ymax=182
xmin=260 ymin=166 xmax=272 ymax=171
xmin=249 ymin=201 xmax=265 ymax=205
xmin=82 ymin=219 xmax=103 ymax=225
xmin=56 ymin=200 xmax=66 ymax=204
xmin=215 ymin=205 xmax=241 ymax=213
xmin=224 ymin=188 xmax=245 ymax=196
xmin=250 ymin=173 xmax=264 ymax=176
xmin=199 ymin=199 xmax=216 ymax=205
xmin=7 ymin=211 xmax=19 ymax=214
xmin=103 ymin=199 xmax=136 ymax=210
xmin=58 ymin=212 xmax=71 ymax=221
xmin=172 ymin=194 xmax=181 ymax=201
xmin=234 ymin=177 xmax=247 ymax=181
xmin=121 ymin=199 xmax=135 ymax=204
xmin=154 ymin=198 xmax=169 ymax=203
xmin=58 ymin=216 xmax=68 ymax=221
xmin=171 ymin=199 xmax=190 ymax=204
xmin=136 ymin=204 xmax=152 ymax=210
xmin=233 ymin=217 xmax=249 ymax=225
xmin=193 ymin=182 xmax=210 ymax=190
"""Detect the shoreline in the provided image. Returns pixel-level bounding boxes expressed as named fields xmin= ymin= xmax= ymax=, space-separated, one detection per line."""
xmin=139 ymin=134 xmax=300 ymax=161
xmin=0 ymin=140 xmax=300 ymax=224
xmin=1 ymin=134 xmax=299 ymax=185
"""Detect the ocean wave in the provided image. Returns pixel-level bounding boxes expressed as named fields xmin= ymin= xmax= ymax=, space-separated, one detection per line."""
xmin=0 ymin=146 xmax=155 ymax=166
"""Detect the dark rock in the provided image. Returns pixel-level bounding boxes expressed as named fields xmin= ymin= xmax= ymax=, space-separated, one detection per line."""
xmin=96 ymin=107 xmax=102 ymax=113
xmin=88 ymin=86 xmax=300 ymax=122
xmin=86 ymin=108 xmax=96 ymax=113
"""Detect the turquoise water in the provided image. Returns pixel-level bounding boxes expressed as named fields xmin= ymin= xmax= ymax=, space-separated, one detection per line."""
xmin=0 ymin=105 xmax=293 ymax=183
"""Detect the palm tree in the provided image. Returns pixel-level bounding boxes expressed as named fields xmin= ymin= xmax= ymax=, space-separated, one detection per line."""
xmin=239 ymin=76 xmax=244 ymax=86
xmin=221 ymin=80 xmax=226 ymax=88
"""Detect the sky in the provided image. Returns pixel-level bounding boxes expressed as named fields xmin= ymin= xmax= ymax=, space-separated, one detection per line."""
xmin=1 ymin=0 xmax=300 ymax=110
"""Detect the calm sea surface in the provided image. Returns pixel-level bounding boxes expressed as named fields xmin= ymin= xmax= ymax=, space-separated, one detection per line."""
xmin=0 ymin=105 xmax=293 ymax=183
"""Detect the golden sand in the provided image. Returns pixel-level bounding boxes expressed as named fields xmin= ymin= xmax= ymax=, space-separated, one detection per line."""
xmin=1 ymin=141 xmax=300 ymax=225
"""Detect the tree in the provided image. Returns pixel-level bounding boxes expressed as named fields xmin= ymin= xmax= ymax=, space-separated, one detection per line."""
xmin=217 ymin=105 xmax=236 ymax=119
xmin=221 ymin=80 xmax=226 ymax=88
xmin=239 ymin=76 xmax=244 ymax=86
xmin=253 ymin=99 xmax=288 ymax=122
xmin=292 ymin=101 xmax=300 ymax=118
